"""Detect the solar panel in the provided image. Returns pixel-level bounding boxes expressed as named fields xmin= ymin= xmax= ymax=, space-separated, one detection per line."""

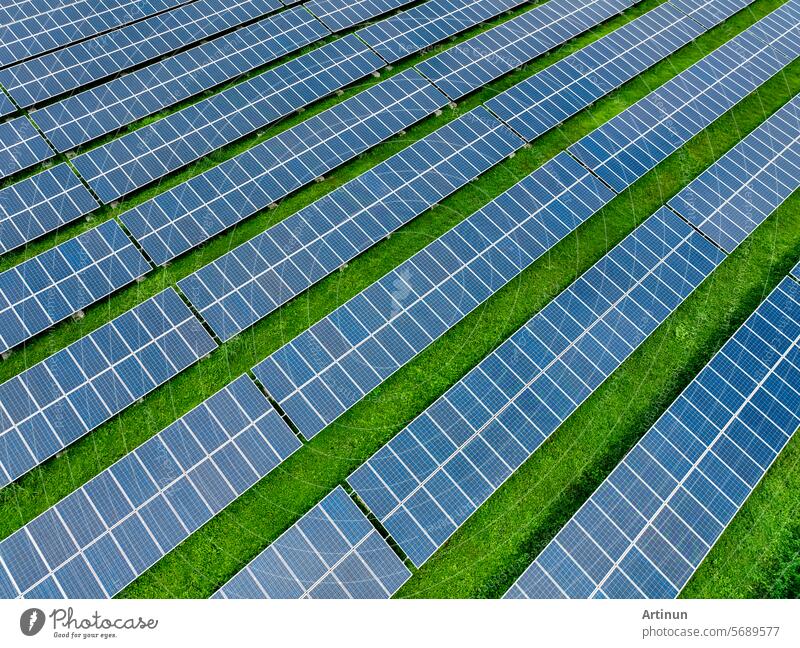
xmin=0 ymin=0 xmax=191 ymax=67
xmin=414 ymin=0 xmax=635 ymax=101
xmin=120 ymin=69 xmax=449 ymax=266
xmin=29 ymin=7 xmax=328 ymax=152
xmin=252 ymin=151 xmax=614 ymax=440
xmin=0 ymin=116 xmax=53 ymax=180
xmin=668 ymin=94 xmax=800 ymax=253
xmin=0 ymin=374 xmax=299 ymax=599
xmin=0 ymin=0 xmax=283 ymax=109
xmin=670 ymin=0 xmax=754 ymax=28
xmin=73 ymin=36 xmax=385 ymax=204
xmin=349 ymin=207 xmax=725 ymax=566
xmin=0 ymin=288 xmax=217 ymax=489
xmin=307 ymin=0 xmax=415 ymax=32
xmin=568 ymin=8 xmax=800 ymax=192
xmin=213 ymin=486 xmax=411 ymax=599
xmin=357 ymin=0 xmax=530 ymax=65
xmin=746 ymin=0 xmax=800 ymax=61
xmin=506 ymin=276 xmax=800 ymax=598
xmin=0 ymin=164 xmax=98 ymax=256
xmin=0 ymin=92 xmax=13 ymax=118
xmin=484 ymin=2 xmax=708 ymax=141
xmin=792 ymin=260 xmax=800 ymax=281
xmin=178 ymin=106 xmax=524 ymax=342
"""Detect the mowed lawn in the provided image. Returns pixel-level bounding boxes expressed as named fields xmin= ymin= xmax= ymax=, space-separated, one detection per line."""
xmin=0 ymin=0 xmax=798 ymax=598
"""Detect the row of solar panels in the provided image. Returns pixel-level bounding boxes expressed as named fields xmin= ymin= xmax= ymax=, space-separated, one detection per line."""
xmin=0 ymin=3 xmax=797 ymax=597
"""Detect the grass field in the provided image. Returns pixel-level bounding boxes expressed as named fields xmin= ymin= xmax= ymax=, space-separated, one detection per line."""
xmin=0 ymin=0 xmax=799 ymax=599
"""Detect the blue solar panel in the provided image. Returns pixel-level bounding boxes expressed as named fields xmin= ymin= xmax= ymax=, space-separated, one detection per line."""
xmin=0 ymin=374 xmax=299 ymax=598
xmin=0 ymin=0 xmax=282 ymax=108
xmin=179 ymin=106 xmax=524 ymax=342
xmin=792 ymin=260 xmax=800 ymax=281
xmin=73 ymin=36 xmax=385 ymax=203
xmin=252 ymin=152 xmax=614 ymax=440
xmin=507 ymin=276 xmax=800 ymax=598
xmin=349 ymin=207 xmax=725 ymax=566
xmin=213 ymin=487 xmax=410 ymax=598
xmin=670 ymin=0 xmax=754 ymax=28
xmin=0 ymin=220 xmax=151 ymax=354
xmin=0 ymin=164 xmax=99 ymax=255
xmin=29 ymin=7 xmax=328 ymax=152
xmin=0 ymin=92 xmax=13 ymax=118
xmin=414 ymin=0 xmax=635 ymax=100
xmin=669 ymin=94 xmax=800 ymax=253
xmin=568 ymin=8 xmax=800 ymax=192
xmin=307 ymin=0 xmax=415 ymax=32
xmin=0 ymin=288 xmax=217 ymax=489
xmin=746 ymin=0 xmax=800 ymax=61
xmin=0 ymin=116 xmax=53 ymax=179
xmin=484 ymin=2 xmax=708 ymax=141
xmin=120 ymin=69 xmax=449 ymax=266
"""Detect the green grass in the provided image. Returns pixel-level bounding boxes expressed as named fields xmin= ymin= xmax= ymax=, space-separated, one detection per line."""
xmin=1 ymin=0 xmax=799 ymax=599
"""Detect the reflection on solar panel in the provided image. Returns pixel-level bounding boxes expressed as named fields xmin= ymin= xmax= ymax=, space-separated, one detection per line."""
xmin=568 ymin=8 xmax=800 ymax=192
xmin=349 ymin=207 xmax=725 ymax=566
xmin=747 ymin=0 xmax=800 ymax=60
xmin=252 ymin=152 xmax=613 ymax=440
xmin=0 ymin=221 xmax=150 ymax=354
xmin=179 ymin=107 xmax=523 ymax=342
xmin=0 ymin=0 xmax=190 ymax=67
xmin=415 ymin=0 xmax=635 ymax=100
xmin=213 ymin=487 xmax=410 ymax=599
xmin=73 ymin=36 xmax=385 ymax=203
xmin=0 ymin=93 xmax=13 ymax=118
xmin=0 ymin=164 xmax=98 ymax=255
xmin=30 ymin=7 xmax=327 ymax=152
xmin=358 ymin=0 xmax=529 ymax=65
xmin=120 ymin=70 xmax=449 ymax=266
xmin=0 ymin=375 xmax=299 ymax=599
xmin=0 ymin=0 xmax=282 ymax=108
xmin=669 ymin=94 xmax=800 ymax=253
xmin=307 ymin=0 xmax=414 ymax=32
xmin=0 ymin=116 xmax=53 ymax=180
xmin=0 ymin=288 xmax=217 ymax=489
xmin=484 ymin=2 xmax=707 ymax=141
xmin=671 ymin=0 xmax=754 ymax=28
xmin=506 ymin=277 xmax=800 ymax=598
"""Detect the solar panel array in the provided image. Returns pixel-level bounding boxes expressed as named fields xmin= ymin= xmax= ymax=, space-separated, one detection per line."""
xmin=568 ymin=8 xmax=800 ymax=192
xmin=0 ymin=375 xmax=300 ymax=599
xmin=307 ymin=0 xmax=414 ymax=32
xmin=415 ymin=0 xmax=635 ymax=101
xmin=668 ymin=94 xmax=800 ymax=253
xmin=73 ymin=36 xmax=385 ymax=203
xmin=747 ymin=0 xmax=800 ymax=60
xmin=349 ymin=207 xmax=725 ymax=566
xmin=0 ymin=0 xmax=283 ymax=108
xmin=0 ymin=116 xmax=53 ymax=179
xmin=0 ymin=220 xmax=150 ymax=354
xmin=252 ymin=152 xmax=614 ymax=440
xmin=357 ymin=0 xmax=529 ymax=65
xmin=0 ymin=288 xmax=217 ymax=488
xmin=0 ymin=164 xmax=98 ymax=255
xmin=671 ymin=0 xmax=754 ymax=29
xmin=179 ymin=106 xmax=524 ymax=342
xmin=29 ymin=7 xmax=328 ymax=152
xmin=506 ymin=276 xmax=800 ymax=598
xmin=213 ymin=487 xmax=411 ymax=599
xmin=484 ymin=2 xmax=708 ymax=141
xmin=0 ymin=0 xmax=190 ymax=67
xmin=120 ymin=69 xmax=449 ymax=266
xmin=0 ymin=93 xmax=13 ymax=119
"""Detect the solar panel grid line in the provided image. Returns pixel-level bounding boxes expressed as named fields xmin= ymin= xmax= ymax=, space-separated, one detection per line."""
xmin=0 ymin=288 xmax=217 ymax=489
xmin=178 ymin=106 xmax=524 ymax=342
xmin=348 ymin=206 xmax=726 ymax=566
xmin=0 ymin=115 xmax=53 ymax=179
xmin=737 ymin=0 xmax=799 ymax=61
xmin=72 ymin=35 xmax=386 ymax=203
xmin=0 ymin=163 xmax=99 ymax=256
xmin=29 ymin=6 xmax=329 ymax=151
xmin=0 ymin=374 xmax=301 ymax=598
xmin=119 ymin=69 xmax=449 ymax=266
xmin=0 ymin=91 xmax=13 ymax=118
xmin=0 ymin=220 xmax=151 ymax=354
xmin=0 ymin=0 xmax=284 ymax=108
xmin=670 ymin=0 xmax=754 ymax=29
xmin=306 ymin=0 xmax=415 ymax=33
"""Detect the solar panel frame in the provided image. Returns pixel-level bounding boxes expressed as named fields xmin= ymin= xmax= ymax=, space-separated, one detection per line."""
xmin=792 ymin=260 xmax=800 ymax=281
xmin=0 ymin=116 xmax=53 ymax=180
xmin=306 ymin=0 xmax=415 ymax=32
xmin=0 ymin=288 xmax=217 ymax=489
xmin=213 ymin=486 xmax=411 ymax=598
xmin=178 ymin=106 xmax=524 ymax=342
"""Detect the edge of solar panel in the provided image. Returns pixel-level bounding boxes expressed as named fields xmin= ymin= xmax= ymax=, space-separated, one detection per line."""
xmin=213 ymin=486 xmax=411 ymax=598
xmin=0 ymin=116 xmax=54 ymax=180
xmin=670 ymin=0 xmax=754 ymax=29
xmin=0 ymin=288 xmax=217 ymax=489
xmin=792 ymin=259 xmax=800 ymax=281
xmin=0 ymin=164 xmax=99 ymax=256
xmin=306 ymin=0 xmax=415 ymax=32
xmin=177 ymin=105 xmax=524 ymax=342
xmin=0 ymin=374 xmax=300 ymax=599
xmin=0 ymin=92 xmax=13 ymax=118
